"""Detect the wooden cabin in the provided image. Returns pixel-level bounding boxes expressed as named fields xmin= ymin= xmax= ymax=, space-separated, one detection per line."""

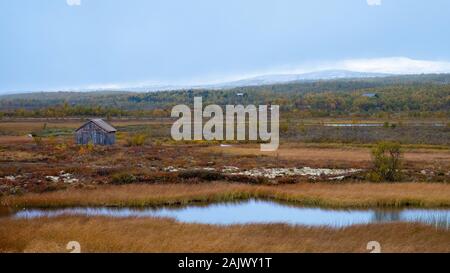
xmin=75 ymin=119 xmax=117 ymax=145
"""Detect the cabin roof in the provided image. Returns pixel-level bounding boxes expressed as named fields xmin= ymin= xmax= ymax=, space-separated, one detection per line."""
xmin=75 ymin=119 xmax=117 ymax=133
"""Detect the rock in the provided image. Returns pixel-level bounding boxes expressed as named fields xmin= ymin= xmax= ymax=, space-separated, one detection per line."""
xmin=45 ymin=176 xmax=60 ymax=183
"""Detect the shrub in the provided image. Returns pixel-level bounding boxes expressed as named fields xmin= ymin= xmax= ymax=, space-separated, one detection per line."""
xmin=47 ymin=136 xmax=56 ymax=146
xmin=111 ymin=173 xmax=137 ymax=184
xmin=225 ymin=174 xmax=269 ymax=184
xmin=78 ymin=142 xmax=94 ymax=155
xmin=55 ymin=143 xmax=68 ymax=153
xmin=277 ymin=176 xmax=298 ymax=184
xmin=370 ymin=141 xmax=402 ymax=182
xmin=32 ymin=135 xmax=43 ymax=146
xmin=279 ymin=122 xmax=289 ymax=134
xmin=298 ymin=121 xmax=307 ymax=135
xmin=126 ymin=134 xmax=147 ymax=146
xmin=96 ymin=167 xmax=122 ymax=176
xmin=139 ymin=171 xmax=179 ymax=184
xmin=178 ymin=170 xmax=224 ymax=181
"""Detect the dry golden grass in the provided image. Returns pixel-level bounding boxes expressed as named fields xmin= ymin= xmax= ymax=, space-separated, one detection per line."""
xmin=203 ymin=144 xmax=450 ymax=168
xmin=0 ymin=120 xmax=171 ymax=133
xmin=0 ymin=216 xmax=448 ymax=253
xmin=0 ymin=136 xmax=34 ymax=145
xmin=2 ymin=182 xmax=450 ymax=208
xmin=0 ymin=150 xmax=49 ymax=162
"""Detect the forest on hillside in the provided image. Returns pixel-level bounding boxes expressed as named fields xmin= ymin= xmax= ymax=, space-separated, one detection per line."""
xmin=1 ymin=74 xmax=449 ymax=118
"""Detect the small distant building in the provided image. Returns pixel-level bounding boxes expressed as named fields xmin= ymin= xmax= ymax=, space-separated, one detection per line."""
xmin=75 ymin=119 xmax=117 ymax=145
xmin=236 ymin=93 xmax=245 ymax=96
xmin=362 ymin=93 xmax=379 ymax=98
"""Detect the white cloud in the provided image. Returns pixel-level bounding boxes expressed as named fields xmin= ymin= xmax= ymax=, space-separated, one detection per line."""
xmin=367 ymin=0 xmax=382 ymax=6
xmin=7 ymin=57 xmax=450 ymax=94
xmin=61 ymin=57 xmax=450 ymax=91
xmin=335 ymin=57 xmax=450 ymax=74
xmin=66 ymin=0 xmax=81 ymax=6
xmin=233 ymin=57 xmax=450 ymax=78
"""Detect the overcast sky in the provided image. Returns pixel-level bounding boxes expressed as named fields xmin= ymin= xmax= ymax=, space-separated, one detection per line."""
xmin=1 ymin=0 xmax=450 ymax=93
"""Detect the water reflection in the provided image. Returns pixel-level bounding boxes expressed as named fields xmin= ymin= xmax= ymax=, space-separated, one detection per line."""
xmin=373 ymin=211 xmax=401 ymax=222
xmin=8 ymin=199 xmax=450 ymax=229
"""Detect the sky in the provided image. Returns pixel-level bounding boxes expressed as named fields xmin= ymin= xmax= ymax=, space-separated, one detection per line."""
xmin=1 ymin=0 xmax=450 ymax=93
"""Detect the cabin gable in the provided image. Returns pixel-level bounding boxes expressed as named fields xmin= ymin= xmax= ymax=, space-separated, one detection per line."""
xmin=75 ymin=119 xmax=116 ymax=145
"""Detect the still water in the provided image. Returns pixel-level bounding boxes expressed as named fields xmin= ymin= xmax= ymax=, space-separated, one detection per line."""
xmin=8 ymin=199 xmax=450 ymax=229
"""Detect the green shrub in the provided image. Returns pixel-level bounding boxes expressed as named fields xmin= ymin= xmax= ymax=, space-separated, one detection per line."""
xmin=370 ymin=141 xmax=402 ymax=182
xmin=111 ymin=173 xmax=137 ymax=184
xmin=126 ymin=134 xmax=147 ymax=146
xmin=298 ymin=121 xmax=307 ymax=135
xmin=279 ymin=122 xmax=289 ymax=134
xmin=97 ymin=167 xmax=122 ymax=176
xmin=225 ymin=174 xmax=269 ymax=184
xmin=178 ymin=170 xmax=224 ymax=181
xmin=32 ymin=135 xmax=43 ymax=146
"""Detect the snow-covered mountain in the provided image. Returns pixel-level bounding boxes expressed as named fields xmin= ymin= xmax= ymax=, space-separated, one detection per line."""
xmin=0 ymin=70 xmax=394 ymax=95
xmin=126 ymin=70 xmax=393 ymax=91
xmin=211 ymin=70 xmax=393 ymax=88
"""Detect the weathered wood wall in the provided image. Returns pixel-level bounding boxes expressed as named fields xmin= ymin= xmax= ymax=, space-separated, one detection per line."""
xmin=75 ymin=122 xmax=115 ymax=145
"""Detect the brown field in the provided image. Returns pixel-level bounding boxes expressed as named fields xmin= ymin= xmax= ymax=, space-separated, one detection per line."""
xmin=0 ymin=217 xmax=448 ymax=253
xmin=0 ymin=119 xmax=449 ymax=253
xmin=2 ymin=182 xmax=450 ymax=208
xmin=0 ymin=119 xmax=172 ymax=130
xmin=0 ymin=134 xmax=448 ymax=170
xmin=203 ymin=144 xmax=450 ymax=169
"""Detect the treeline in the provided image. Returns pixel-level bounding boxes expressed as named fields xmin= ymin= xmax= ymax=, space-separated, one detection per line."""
xmin=1 ymin=74 xmax=449 ymax=118
xmin=0 ymin=103 xmax=170 ymax=119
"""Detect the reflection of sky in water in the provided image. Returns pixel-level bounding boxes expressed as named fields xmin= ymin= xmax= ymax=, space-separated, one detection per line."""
xmin=12 ymin=200 xmax=450 ymax=229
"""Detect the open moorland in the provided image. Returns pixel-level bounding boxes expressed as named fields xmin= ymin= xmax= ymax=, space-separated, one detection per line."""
xmin=0 ymin=116 xmax=449 ymax=253
xmin=1 ymin=217 xmax=449 ymax=253
xmin=1 ymin=76 xmax=449 ymax=253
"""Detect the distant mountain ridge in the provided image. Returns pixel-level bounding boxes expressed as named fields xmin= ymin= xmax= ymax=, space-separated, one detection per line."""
xmin=1 ymin=73 xmax=449 ymax=117
xmin=0 ymin=70 xmax=395 ymax=95
xmin=114 ymin=70 xmax=394 ymax=92
xmin=212 ymin=70 xmax=393 ymax=88
xmin=3 ymin=71 xmax=450 ymax=98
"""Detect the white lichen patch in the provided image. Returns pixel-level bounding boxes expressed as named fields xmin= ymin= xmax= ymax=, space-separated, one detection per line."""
xmin=222 ymin=166 xmax=240 ymax=173
xmin=45 ymin=172 xmax=79 ymax=184
xmin=59 ymin=171 xmax=79 ymax=184
xmin=328 ymin=176 xmax=346 ymax=180
xmin=228 ymin=167 xmax=362 ymax=179
xmin=164 ymin=166 xmax=185 ymax=172
xmin=45 ymin=176 xmax=60 ymax=183
xmin=4 ymin=175 xmax=21 ymax=181
xmin=162 ymin=165 xmax=362 ymax=180
xmin=163 ymin=166 xmax=217 ymax=172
